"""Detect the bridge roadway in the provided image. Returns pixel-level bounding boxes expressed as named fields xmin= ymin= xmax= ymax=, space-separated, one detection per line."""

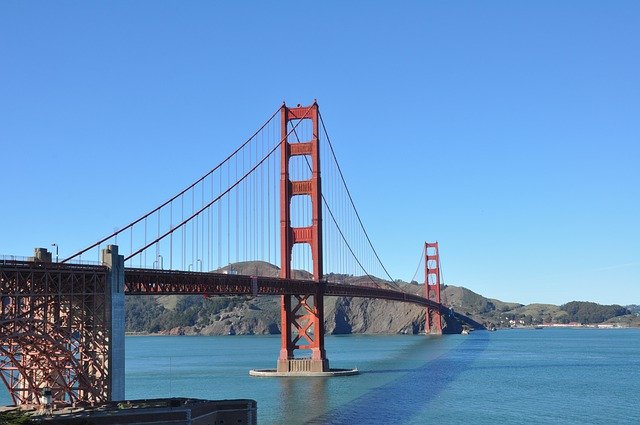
xmin=127 ymin=268 xmax=482 ymax=327
xmin=1 ymin=260 xmax=479 ymax=328
xmin=125 ymin=267 xmax=438 ymax=306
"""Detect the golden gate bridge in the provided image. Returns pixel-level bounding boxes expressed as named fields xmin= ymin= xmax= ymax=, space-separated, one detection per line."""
xmin=0 ymin=101 xmax=478 ymax=406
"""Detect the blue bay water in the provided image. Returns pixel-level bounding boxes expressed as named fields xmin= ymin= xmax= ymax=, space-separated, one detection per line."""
xmin=1 ymin=329 xmax=639 ymax=423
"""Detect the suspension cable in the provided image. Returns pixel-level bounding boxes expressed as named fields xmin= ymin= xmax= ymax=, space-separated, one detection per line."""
xmin=438 ymin=248 xmax=446 ymax=285
xmin=318 ymin=111 xmax=398 ymax=285
xmin=125 ymin=104 xmax=315 ymax=262
xmin=410 ymin=244 xmax=426 ymax=284
xmin=289 ymin=122 xmax=389 ymax=290
xmin=61 ymin=106 xmax=281 ymax=263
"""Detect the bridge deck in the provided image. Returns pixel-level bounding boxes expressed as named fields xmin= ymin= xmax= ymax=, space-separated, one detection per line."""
xmin=1 ymin=261 xmax=477 ymax=326
xmin=124 ymin=267 xmax=438 ymax=307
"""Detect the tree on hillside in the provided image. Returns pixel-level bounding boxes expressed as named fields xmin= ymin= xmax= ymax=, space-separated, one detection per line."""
xmin=560 ymin=301 xmax=629 ymax=324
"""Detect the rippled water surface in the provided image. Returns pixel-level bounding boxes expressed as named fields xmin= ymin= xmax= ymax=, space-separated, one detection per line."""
xmin=2 ymin=329 xmax=639 ymax=424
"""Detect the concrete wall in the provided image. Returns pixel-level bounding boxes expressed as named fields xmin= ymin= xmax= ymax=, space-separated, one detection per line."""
xmin=102 ymin=245 xmax=125 ymax=401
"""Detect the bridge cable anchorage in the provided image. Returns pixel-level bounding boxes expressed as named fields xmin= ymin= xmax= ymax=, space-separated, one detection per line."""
xmin=317 ymin=112 xmax=406 ymax=292
xmin=60 ymin=106 xmax=282 ymax=264
xmin=124 ymin=104 xmax=316 ymax=262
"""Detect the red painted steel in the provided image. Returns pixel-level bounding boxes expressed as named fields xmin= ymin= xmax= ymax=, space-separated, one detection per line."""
xmin=424 ymin=241 xmax=443 ymax=334
xmin=278 ymin=102 xmax=328 ymax=372
xmin=0 ymin=103 xmax=478 ymax=404
xmin=1 ymin=259 xmax=473 ymax=405
xmin=0 ymin=261 xmax=110 ymax=406
xmin=123 ymin=268 xmax=439 ymax=306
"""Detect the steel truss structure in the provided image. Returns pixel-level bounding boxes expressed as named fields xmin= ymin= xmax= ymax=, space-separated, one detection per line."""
xmin=0 ymin=261 xmax=110 ymax=405
xmin=0 ymin=257 xmax=473 ymax=405
xmin=125 ymin=268 xmax=436 ymax=306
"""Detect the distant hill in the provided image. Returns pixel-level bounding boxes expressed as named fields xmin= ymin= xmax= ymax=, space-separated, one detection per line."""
xmin=124 ymin=261 xmax=639 ymax=335
xmin=560 ymin=301 xmax=629 ymax=324
xmin=626 ymin=304 xmax=640 ymax=315
xmin=442 ymin=289 xmax=634 ymax=329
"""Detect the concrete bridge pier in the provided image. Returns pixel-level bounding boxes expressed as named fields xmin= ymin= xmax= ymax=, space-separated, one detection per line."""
xmin=102 ymin=245 xmax=125 ymax=401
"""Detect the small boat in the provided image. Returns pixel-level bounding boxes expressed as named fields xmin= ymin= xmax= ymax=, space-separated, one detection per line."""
xmin=461 ymin=329 xmax=469 ymax=335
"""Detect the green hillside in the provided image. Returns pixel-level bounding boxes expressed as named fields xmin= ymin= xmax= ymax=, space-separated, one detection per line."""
xmin=124 ymin=261 xmax=639 ymax=335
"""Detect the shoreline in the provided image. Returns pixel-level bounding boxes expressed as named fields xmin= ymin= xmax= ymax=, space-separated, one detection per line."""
xmin=125 ymin=324 xmax=639 ymax=337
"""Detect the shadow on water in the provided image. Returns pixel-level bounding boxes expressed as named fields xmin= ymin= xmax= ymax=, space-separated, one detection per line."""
xmin=306 ymin=333 xmax=490 ymax=425
xmin=358 ymin=368 xmax=425 ymax=375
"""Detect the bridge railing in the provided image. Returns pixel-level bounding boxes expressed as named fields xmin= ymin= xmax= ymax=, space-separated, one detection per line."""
xmin=1 ymin=254 xmax=104 ymax=266
xmin=0 ymin=254 xmax=30 ymax=263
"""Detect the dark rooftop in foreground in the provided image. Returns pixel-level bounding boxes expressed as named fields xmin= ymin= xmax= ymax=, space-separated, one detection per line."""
xmin=2 ymin=398 xmax=256 ymax=425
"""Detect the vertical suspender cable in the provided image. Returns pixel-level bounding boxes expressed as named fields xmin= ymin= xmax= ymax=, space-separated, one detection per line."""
xmin=192 ymin=187 xmax=195 ymax=269
xmin=235 ymin=153 xmax=239 ymax=263
xmin=243 ymin=143 xmax=247 ymax=262
xmin=267 ymin=123 xmax=271 ymax=265
xmin=260 ymin=127 xmax=265 ymax=262
xmin=144 ymin=217 xmax=147 ymax=268
xmin=218 ymin=171 xmax=222 ymax=269
xmin=170 ymin=201 xmax=173 ymax=270
xmin=227 ymin=160 xmax=230 ymax=266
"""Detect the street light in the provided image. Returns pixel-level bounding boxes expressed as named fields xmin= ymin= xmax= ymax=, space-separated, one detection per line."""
xmin=51 ymin=243 xmax=59 ymax=263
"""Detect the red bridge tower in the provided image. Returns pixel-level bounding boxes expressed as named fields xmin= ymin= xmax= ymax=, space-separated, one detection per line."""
xmin=425 ymin=241 xmax=443 ymax=334
xmin=278 ymin=102 xmax=328 ymax=372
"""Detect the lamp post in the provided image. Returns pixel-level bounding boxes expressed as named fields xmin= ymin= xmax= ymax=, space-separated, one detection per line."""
xmin=51 ymin=243 xmax=59 ymax=262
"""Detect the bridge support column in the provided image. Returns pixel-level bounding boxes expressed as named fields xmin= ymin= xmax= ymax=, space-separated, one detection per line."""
xmin=425 ymin=242 xmax=443 ymax=334
xmin=0 ymin=256 xmax=112 ymax=404
xmin=102 ymin=245 xmax=125 ymax=400
xmin=277 ymin=101 xmax=329 ymax=373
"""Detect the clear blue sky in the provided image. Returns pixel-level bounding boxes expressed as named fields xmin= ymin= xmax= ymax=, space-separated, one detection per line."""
xmin=1 ymin=2 xmax=638 ymax=305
